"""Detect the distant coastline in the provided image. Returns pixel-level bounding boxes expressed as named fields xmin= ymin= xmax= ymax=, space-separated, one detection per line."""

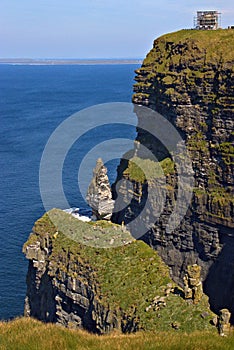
xmin=0 ymin=58 xmax=142 ymax=65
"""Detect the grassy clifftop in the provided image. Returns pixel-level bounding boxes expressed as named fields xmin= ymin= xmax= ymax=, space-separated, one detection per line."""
xmin=133 ymin=29 xmax=234 ymax=108
xmin=144 ymin=29 xmax=234 ymax=67
xmin=23 ymin=209 xmax=215 ymax=333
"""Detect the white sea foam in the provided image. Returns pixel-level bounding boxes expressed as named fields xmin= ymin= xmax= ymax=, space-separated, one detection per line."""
xmin=63 ymin=208 xmax=91 ymax=222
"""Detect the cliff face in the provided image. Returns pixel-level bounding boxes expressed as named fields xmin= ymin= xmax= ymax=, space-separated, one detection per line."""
xmin=23 ymin=210 xmax=133 ymax=333
xmin=23 ymin=209 xmax=215 ymax=334
xmin=112 ymin=30 xmax=234 ymax=320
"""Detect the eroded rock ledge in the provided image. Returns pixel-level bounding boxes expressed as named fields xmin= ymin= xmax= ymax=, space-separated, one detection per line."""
xmin=23 ymin=209 xmax=215 ymax=334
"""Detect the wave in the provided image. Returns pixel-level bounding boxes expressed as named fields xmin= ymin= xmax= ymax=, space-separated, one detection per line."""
xmin=63 ymin=207 xmax=91 ymax=222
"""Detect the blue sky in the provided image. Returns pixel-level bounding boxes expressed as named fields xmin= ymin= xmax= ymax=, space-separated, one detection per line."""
xmin=1 ymin=0 xmax=233 ymax=58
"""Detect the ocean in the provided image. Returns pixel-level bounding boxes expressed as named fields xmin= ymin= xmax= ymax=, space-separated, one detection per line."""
xmin=0 ymin=64 xmax=139 ymax=320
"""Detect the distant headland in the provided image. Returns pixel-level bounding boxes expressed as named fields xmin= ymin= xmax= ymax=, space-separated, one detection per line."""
xmin=0 ymin=58 xmax=142 ymax=65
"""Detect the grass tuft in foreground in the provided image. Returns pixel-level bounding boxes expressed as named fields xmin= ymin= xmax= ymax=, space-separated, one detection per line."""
xmin=0 ymin=317 xmax=234 ymax=350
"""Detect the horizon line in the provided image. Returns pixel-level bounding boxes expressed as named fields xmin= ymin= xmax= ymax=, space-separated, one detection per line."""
xmin=0 ymin=58 xmax=143 ymax=66
xmin=0 ymin=57 xmax=143 ymax=61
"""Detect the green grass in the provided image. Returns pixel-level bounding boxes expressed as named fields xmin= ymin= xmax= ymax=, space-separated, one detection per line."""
xmin=144 ymin=29 xmax=234 ymax=67
xmin=193 ymin=186 xmax=234 ymax=221
xmin=217 ymin=142 xmax=234 ymax=165
xmin=0 ymin=318 xmax=234 ymax=350
xmin=23 ymin=209 xmax=216 ymax=333
xmin=27 ymin=209 xmax=134 ymax=249
xmin=133 ymin=29 xmax=234 ymax=107
xmin=187 ymin=131 xmax=209 ymax=154
xmin=123 ymin=157 xmax=175 ymax=183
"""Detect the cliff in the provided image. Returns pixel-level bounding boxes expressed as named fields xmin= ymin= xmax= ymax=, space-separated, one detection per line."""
xmin=112 ymin=30 xmax=234 ymax=321
xmin=23 ymin=209 xmax=215 ymax=334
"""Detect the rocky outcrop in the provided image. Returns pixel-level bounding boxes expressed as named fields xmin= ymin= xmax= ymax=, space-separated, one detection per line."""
xmin=218 ymin=309 xmax=231 ymax=336
xmin=112 ymin=30 xmax=234 ymax=321
xmin=86 ymin=158 xmax=114 ymax=220
xmin=183 ymin=264 xmax=203 ymax=304
xmin=23 ymin=209 xmax=215 ymax=334
xmin=23 ymin=211 xmax=132 ymax=333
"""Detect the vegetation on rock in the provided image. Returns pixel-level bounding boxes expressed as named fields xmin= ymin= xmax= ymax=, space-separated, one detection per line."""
xmin=23 ymin=209 xmax=215 ymax=333
xmin=123 ymin=157 xmax=175 ymax=183
xmin=112 ymin=28 xmax=234 ymax=323
xmin=1 ymin=318 xmax=234 ymax=350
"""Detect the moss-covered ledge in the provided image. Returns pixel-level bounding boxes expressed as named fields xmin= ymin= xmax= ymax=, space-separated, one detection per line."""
xmin=23 ymin=209 xmax=215 ymax=333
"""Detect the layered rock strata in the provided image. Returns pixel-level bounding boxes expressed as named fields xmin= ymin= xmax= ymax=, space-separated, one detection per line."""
xmin=112 ymin=30 xmax=234 ymax=321
xmin=23 ymin=209 xmax=215 ymax=334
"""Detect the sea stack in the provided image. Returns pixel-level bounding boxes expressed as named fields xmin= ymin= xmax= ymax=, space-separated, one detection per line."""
xmin=86 ymin=158 xmax=115 ymax=220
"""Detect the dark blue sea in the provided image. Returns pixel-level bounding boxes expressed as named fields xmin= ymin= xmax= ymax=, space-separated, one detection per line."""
xmin=0 ymin=64 xmax=139 ymax=320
